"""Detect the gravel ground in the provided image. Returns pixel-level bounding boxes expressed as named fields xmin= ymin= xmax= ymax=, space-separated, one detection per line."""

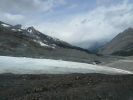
xmin=104 ymin=56 xmax=133 ymax=72
xmin=0 ymin=73 xmax=133 ymax=100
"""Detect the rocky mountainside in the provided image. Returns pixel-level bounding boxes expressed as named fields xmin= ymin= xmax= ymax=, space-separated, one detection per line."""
xmin=99 ymin=28 xmax=133 ymax=56
xmin=0 ymin=21 xmax=96 ymax=63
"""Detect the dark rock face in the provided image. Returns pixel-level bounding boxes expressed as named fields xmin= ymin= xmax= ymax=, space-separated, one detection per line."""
xmin=0 ymin=21 xmax=94 ymax=62
xmin=99 ymin=28 xmax=133 ymax=56
xmin=0 ymin=73 xmax=133 ymax=100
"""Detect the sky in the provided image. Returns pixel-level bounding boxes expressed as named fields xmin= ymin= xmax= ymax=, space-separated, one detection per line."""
xmin=0 ymin=0 xmax=133 ymax=48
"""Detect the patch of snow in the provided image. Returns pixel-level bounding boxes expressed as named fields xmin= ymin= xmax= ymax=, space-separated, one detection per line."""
xmin=51 ymin=44 xmax=56 ymax=47
xmin=26 ymin=27 xmax=34 ymax=33
xmin=43 ymin=40 xmax=47 ymax=42
xmin=33 ymin=40 xmax=54 ymax=48
xmin=28 ymin=29 xmax=32 ymax=33
xmin=0 ymin=56 xmax=132 ymax=74
xmin=51 ymin=46 xmax=56 ymax=49
xmin=18 ymin=29 xmax=22 ymax=32
xmin=1 ymin=23 xmax=10 ymax=27
xmin=39 ymin=42 xmax=49 ymax=47
xmin=11 ymin=28 xmax=22 ymax=32
xmin=11 ymin=29 xmax=17 ymax=31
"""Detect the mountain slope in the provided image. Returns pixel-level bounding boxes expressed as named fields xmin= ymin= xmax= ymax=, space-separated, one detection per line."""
xmin=99 ymin=28 xmax=133 ymax=56
xmin=0 ymin=21 xmax=95 ymax=62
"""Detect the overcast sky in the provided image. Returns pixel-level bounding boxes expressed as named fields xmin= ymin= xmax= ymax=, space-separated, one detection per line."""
xmin=0 ymin=0 xmax=133 ymax=48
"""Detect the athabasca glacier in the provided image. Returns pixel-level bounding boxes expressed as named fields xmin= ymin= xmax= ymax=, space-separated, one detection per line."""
xmin=0 ymin=56 xmax=132 ymax=74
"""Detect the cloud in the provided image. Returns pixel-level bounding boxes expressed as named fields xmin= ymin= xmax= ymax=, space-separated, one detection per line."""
xmin=0 ymin=12 xmax=25 ymax=25
xmin=96 ymin=0 xmax=122 ymax=6
xmin=0 ymin=0 xmax=66 ymax=13
xmin=0 ymin=0 xmax=133 ymax=49
xmin=35 ymin=0 xmax=133 ymax=48
xmin=0 ymin=0 xmax=66 ymax=25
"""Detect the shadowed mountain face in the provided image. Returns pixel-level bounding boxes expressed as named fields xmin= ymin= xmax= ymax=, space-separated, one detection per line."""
xmin=0 ymin=21 xmax=95 ymax=62
xmin=99 ymin=28 xmax=133 ymax=56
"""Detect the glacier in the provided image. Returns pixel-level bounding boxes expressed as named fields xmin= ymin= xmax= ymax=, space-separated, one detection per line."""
xmin=0 ymin=56 xmax=132 ymax=74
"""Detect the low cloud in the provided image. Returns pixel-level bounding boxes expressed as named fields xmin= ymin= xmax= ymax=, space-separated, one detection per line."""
xmin=36 ymin=0 xmax=133 ymax=48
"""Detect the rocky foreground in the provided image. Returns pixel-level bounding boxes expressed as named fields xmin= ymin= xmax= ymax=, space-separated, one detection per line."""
xmin=0 ymin=73 xmax=133 ymax=100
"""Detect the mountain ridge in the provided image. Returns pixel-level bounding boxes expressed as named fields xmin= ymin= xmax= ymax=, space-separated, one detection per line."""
xmin=0 ymin=21 xmax=95 ymax=63
xmin=99 ymin=28 xmax=133 ymax=56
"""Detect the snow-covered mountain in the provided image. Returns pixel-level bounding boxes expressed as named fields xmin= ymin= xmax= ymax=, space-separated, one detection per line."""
xmin=0 ymin=21 xmax=88 ymax=50
xmin=0 ymin=21 xmax=94 ymax=62
xmin=0 ymin=56 xmax=132 ymax=74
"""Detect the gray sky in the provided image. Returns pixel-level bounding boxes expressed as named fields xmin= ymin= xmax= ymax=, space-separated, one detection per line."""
xmin=0 ymin=0 xmax=133 ymax=48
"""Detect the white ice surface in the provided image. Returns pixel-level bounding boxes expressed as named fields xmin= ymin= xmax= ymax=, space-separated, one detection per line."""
xmin=0 ymin=56 xmax=132 ymax=74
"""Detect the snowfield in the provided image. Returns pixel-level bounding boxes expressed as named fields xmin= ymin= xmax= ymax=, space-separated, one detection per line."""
xmin=0 ymin=56 xmax=132 ymax=74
